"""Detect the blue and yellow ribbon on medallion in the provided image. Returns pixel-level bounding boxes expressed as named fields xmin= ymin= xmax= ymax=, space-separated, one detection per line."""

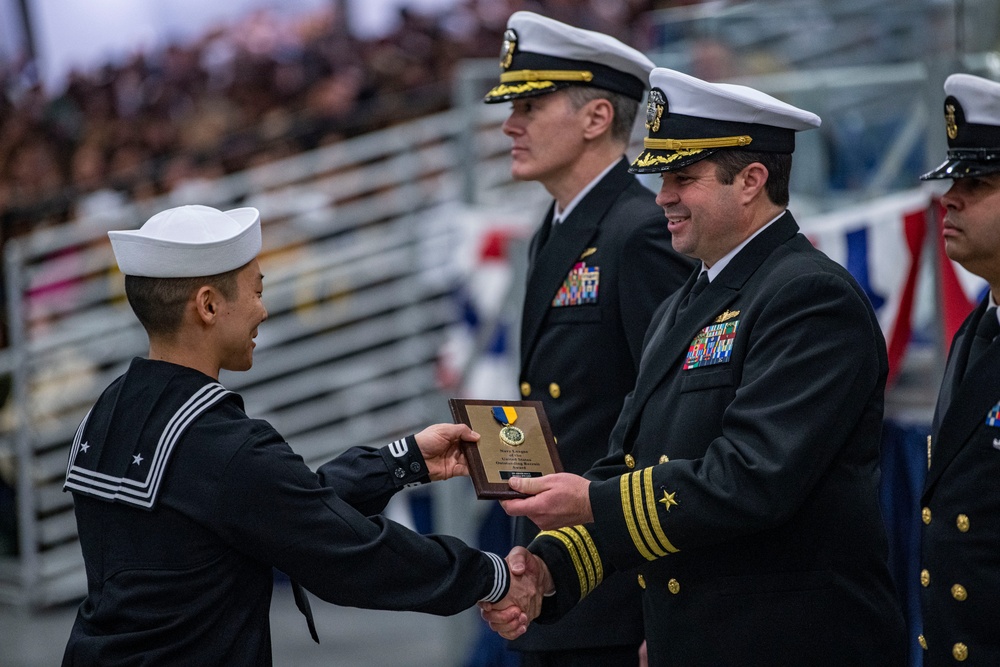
xmin=493 ymin=406 xmax=525 ymax=446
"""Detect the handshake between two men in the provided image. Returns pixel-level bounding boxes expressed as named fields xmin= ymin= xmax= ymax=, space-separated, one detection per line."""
xmin=417 ymin=423 xmax=595 ymax=639
xmin=478 ymin=473 xmax=596 ymax=638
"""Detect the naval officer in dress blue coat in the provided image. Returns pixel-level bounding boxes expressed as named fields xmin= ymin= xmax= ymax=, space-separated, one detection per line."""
xmin=918 ymin=73 xmax=1000 ymax=666
xmin=483 ymin=12 xmax=694 ymax=667
xmin=483 ymin=67 xmax=907 ymax=667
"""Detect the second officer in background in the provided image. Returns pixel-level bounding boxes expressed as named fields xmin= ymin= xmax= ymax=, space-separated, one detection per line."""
xmin=483 ymin=11 xmax=693 ymax=667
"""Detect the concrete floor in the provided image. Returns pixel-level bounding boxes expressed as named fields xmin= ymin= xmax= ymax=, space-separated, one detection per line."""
xmin=0 ymin=582 xmax=494 ymax=667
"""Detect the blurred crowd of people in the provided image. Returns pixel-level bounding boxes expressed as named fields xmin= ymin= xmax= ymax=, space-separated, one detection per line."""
xmin=0 ymin=0 xmax=671 ymax=243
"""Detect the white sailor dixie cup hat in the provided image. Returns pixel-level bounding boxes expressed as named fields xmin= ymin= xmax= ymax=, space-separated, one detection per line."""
xmin=630 ymin=67 xmax=821 ymax=174
xmin=483 ymin=11 xmax=654 ymax=104
xmin=922 ymin=73 xmax=1000 ymax=180
xmin=108 ymin=205 xmax=261 ymax=278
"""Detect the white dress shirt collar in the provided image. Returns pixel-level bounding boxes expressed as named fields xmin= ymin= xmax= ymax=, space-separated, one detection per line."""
xmin=701 ymin=210 xmax=787 ymax=282
xmin=552 ymin=158 xmax=622 ymax=224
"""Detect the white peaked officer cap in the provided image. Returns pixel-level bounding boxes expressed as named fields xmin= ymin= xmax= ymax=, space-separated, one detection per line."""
xmin=922 ymin=73 xmax=1000 ymax=179
xmin=108 ymin=205 xmax=261 ymax=278
xmin=483 ymin=11 xmax=654 ymax=104
xmin=630 ymin=67 xmax=821 ymax=173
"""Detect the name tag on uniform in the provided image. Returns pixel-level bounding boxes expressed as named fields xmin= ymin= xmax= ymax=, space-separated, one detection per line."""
xmin=987 ymin=401 xmax=1000 ymax=427
xmin=683 ymin=320 xmax=739 ymax=370
xmin=552 ymin=261 xmax=599 ymax=307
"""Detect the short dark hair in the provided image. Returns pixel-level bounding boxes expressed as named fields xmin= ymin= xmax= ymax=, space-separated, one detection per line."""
xmin=563 ymin=86 xmax=640 ymax=145
xmin=125 ymin=268 xmax=240 ymax=336
xmin=706 ymin=150 xmax=792 ymax=207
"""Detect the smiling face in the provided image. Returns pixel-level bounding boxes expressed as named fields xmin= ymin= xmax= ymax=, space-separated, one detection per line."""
xmin=654 ymin=158 xmax=745 ymax=266
xmin=501 ymin=90 xmax=589 ymax=188
xmin=214 ymin=259 xmax=268 ymax=372
xmin=939 ymin=174 xmax=1000 ymax=290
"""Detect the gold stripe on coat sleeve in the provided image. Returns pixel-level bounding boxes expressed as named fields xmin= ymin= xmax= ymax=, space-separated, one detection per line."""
xmin=620 ymin=472 xmax=657 ymax=561
xmin=642 ymin=467 xmax=680 ymax=554
xmin=537 ymin=528 xmax=596 ymax=599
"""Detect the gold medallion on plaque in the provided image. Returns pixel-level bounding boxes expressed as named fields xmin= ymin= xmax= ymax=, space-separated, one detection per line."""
xmin=500 ymin=425 xmax=525 ymax=446
xmin=493 ymin=406 xmax=525 ymax=447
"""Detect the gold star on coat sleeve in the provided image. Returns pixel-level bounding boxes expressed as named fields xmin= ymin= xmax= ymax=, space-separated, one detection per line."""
xmin=659 ymin=490 xmax=678 ymax=511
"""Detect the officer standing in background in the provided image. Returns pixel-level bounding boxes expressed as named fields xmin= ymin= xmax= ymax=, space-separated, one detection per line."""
xmin=482 ymin=12 xmax=693 ymax=667
xmin=918 ymin=73 xmax=1000 ymax=666
xmin=61 ymin=205 xmax=541 ymax=666
xmin=484 ymin=66 xmax=907 ymax=666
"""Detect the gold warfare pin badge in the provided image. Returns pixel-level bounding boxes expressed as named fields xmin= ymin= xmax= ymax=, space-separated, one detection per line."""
xmin=945 ymin=103 xmax=958 ymax=140
xmin=500 ymin=29 xmax=517 ymax=71
xmin=646 ymin=89 xmax=665 ymax=133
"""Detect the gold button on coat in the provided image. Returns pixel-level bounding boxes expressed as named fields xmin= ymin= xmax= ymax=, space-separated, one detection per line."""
xmin=957 ymin=514 xmax=970 ymax=532
xmin=667 ymin=578 xmax=680 ymax=594
xmin=951 ymin=584 xmax=968 ymax=601
xmin=520 ymin=382 xmax=531 ymax=397
xmin=625 ymin=454 xmax=635 ymax=469
xmin=920 ymin=569 xmax=930 ymax=587
xmin=922 ymin=507 xmax=932 ymax=524
xmin=637 ymin=574 xmax=646 ymax=589
xmin=918 ymin=634 xmax=927 ymax=650
xmin=659 ymin=455 xmax=670 ymax=464
xmin=549 ymin=383 xmax=561 ymax=399
xmin=953 ymin=642 xmax=968 ymax=661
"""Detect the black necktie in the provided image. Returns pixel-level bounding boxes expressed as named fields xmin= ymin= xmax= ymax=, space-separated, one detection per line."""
xmin=966 ymin=306 xmax=999 ymax=378
xmin=292 ymin=580 xmax=319 ymax=643
xmin=677 ymin=272 xmax=710 ymax=316
xmin=537 ymin=210 xmax=559 ymax=255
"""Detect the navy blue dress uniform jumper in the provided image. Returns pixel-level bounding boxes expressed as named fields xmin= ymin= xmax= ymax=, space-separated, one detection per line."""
xmin=920 ymin=300 xmax=1000 ymax=665
xmin=62 ymin=358 xmax=509 ymax=666
xmin=511 ymin=157 xmax=693 ymax=657
xmin=527 ymin=212 xmax=907 ymax=667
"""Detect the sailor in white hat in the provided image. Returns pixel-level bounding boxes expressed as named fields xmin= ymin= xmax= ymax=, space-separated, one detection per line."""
xmin=485 ymin=68 xmax=908 ymax=665
xmin=918 ymin=73 xmax=1000 ymax=666
xmin=108 ymin=204 xmax=261 ymax=279
xmin=481 ymin=15 xmax=695 ymax=667
xmin=62 ymin=204 xmax=537 ymax=665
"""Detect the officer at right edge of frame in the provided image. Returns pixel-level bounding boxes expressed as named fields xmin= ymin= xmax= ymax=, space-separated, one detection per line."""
xmin=919 ymin=72 xmax=1000 ymax=666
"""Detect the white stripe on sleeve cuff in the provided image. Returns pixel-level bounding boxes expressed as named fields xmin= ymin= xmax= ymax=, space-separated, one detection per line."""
xmin=479 ymin=552 xmax=509 ymax=604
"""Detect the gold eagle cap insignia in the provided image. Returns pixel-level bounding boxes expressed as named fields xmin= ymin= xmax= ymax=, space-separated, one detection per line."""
xmin=579 ymin=247 xmax=597 ymax=260
xmin=714 ymin=309 xmax=740 ymax=323
xmin=500 ymin=29 xmax=516 ymax=70
xmin=945 ymin=103 xmax=958 ymax=140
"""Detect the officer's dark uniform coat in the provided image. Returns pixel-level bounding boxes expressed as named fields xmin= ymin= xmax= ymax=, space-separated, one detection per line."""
xmin=529 ymin=212 xmax=907 ymax=666
xmin=921 ymin=299 xmax=1000 ymax=665
xmin=512 ymin=157 xmax=692 ymax=653
xmin=62 ymin=358 xmax=508 ymax=666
